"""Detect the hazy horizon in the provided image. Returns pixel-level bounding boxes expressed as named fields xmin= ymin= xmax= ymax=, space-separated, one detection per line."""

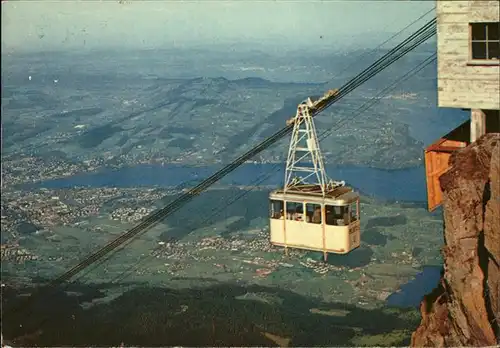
xmin=2 ymin=1 xmax=435 ymax=54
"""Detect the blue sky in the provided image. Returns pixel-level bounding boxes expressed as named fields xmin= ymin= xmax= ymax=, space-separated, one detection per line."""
xmin=1 ymin=1 xmax=435 ymax=53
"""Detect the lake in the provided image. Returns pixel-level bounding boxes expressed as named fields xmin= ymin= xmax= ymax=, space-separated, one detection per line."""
xmin=386 ymin=266 xmax=442 ymax=308
xmin=31 ymin=163 xmax=428 ymax=203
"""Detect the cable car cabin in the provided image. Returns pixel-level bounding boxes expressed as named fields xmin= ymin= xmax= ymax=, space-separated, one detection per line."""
xmin=269 ymin=184 xmax=360 ymax=260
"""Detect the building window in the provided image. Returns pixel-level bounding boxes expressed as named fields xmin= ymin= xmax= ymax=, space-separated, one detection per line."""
xmin=470 ymin=22 xmax=499 ymax=60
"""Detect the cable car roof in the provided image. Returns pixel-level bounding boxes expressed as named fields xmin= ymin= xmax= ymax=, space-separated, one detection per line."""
xmin=270 ymin=185 xmax=359 ymax=205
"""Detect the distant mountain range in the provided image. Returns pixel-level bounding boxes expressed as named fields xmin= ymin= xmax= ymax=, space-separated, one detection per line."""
xmin=1 ymin=40 xmax=459 ymax=178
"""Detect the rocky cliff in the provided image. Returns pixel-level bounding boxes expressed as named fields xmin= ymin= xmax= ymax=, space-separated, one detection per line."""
xmin=411 ymin=133 xmax=500 ymax=346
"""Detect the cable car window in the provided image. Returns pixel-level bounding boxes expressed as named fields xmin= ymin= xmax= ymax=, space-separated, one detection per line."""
xmin=341 ymin=205 xmax=350 ymax=225
xmin=306 ymin=203 xmax=322 ymax=224
xmin=270 ymin=200 xmax=284 ymax=219
xmin=325 ymin=205 xmax=336 ymax=225
xmin=286 ymin=202 xmax=304 ymax=221
xmin=350 ymin=202 xmax=358 ymax=222
xmin=325 ymin=205 xmax=349 ymax=226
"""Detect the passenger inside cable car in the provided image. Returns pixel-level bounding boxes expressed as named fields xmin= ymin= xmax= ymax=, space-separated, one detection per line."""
xmin=311 ymin=206 xmax=322 ymax=224
xmin=271 ymin=200 xmax=284 ymax=219
xmin=324 ymin=203 xmax=358 ymax=226
xmin=283 ymin=201 xmax=303 ymax=221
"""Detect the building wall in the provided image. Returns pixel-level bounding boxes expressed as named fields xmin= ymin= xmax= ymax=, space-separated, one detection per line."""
xmin=437 ymin=0 xmax=500 ymax=110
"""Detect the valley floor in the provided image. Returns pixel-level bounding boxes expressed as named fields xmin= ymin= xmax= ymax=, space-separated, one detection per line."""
xmin=2 ymin=186 xmax=443 ymax=346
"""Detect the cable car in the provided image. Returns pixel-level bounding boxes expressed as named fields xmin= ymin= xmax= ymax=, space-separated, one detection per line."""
xmin=269 ymin=95 xmax=361 ymax=261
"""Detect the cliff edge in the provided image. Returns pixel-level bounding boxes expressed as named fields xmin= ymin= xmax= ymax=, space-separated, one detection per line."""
xmin=411 ymin=133 xmax=500 ymax=347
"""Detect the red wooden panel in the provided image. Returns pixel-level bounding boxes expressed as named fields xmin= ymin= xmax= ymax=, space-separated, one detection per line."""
xmin=425 ymin=150 xmax=452 ymax=211
xmin=424 ymin=119 xmax=470 ymax=211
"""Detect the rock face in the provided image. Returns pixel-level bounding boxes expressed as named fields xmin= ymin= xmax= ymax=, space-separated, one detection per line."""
xmin=411 ymin=133 xmax=500 ymax=347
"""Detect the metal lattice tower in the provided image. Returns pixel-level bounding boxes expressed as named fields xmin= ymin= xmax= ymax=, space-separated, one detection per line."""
xmin=284 ymin=102 xmax=329 ymax=195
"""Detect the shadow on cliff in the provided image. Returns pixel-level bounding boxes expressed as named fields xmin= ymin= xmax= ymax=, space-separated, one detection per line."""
xmin=478 ymin=180 xmax=500 ymax=340
xmin=2 ymin=280 xmax=420 ymax=347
